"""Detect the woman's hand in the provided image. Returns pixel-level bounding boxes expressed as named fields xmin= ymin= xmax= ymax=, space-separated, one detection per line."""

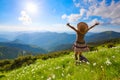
xmin=67 ymin=23 xmax=70 ymax=26
xmin=66 ymin=23 xmax=78 ymax=32
xmin=95 ymin=22 xmax=99 ymax=25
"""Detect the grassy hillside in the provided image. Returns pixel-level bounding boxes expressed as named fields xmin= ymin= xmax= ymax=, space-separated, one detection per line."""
xmin=0 ymin=45 xmax=120 ymax=80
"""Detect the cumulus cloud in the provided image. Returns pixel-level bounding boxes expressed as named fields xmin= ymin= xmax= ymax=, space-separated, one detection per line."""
xmin=80 ymin=8 xmax=86 ymax=16
xmin=61 ymin=14 xmax=81 ymax=22
xmin=61 ymin=14 xmax=67 ymax=19
xmin=88 ymin=0 xmax=120 ymax=18
xmin=87 ymin=0 xmax=120 ymax=24
xmin=63 ymin=0 xmax=120 ymax=25
xmin=111 ymin=18 xmax=120 ymax=25
xmin=67 ymin=14 xmax=81 ymax=22
xmin=18 ymin=11 xmax=32 ymax=25
xmin=61 ymin=8 xmax=86 ymax=22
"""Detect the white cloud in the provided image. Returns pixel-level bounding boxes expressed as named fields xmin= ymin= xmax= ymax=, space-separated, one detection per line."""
xmin=61 ymin=14 xmax=67 ymax=19
xmin=111 ymin=18 xmax=120 ymax=25
xmin=80 ymin=8 xmax=86 ymax=16
xmin=89 ymin=25 xmax=120 ymax=32
xmin=0 ymin=23 xmax=72 ymax=32
xmin=0 ymin=23 xmax=119 ymax=32
xmin=67 ymin=14 xmax=81 ymax=22
xmin=0 ymin=25 xmax=39 ymax=32
xmin=61 ymin=8 xmax=86 ymax=22
xmin=18 ymin=10 xmax=32 ymax=25
xmin=87 ymin=0 xmax=120 ymax=24
xmin=88 ymin=18 xmax=100 ymax=25
xmin=63 ymin=0 xmax=120 ymax=25
xmin=61 ymin=14 xmax=81 ymax=22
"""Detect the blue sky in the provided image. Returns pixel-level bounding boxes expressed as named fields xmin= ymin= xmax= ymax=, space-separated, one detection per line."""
xmin=0 ymin=0 xmax=120 ymax=32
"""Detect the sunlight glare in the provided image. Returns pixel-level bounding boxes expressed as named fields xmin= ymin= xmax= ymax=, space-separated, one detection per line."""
xmin=26 ymin=2 xmax=37 ymax=14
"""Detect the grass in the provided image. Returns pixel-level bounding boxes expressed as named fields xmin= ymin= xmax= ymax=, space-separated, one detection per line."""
xmin=0 ymin=45 xmax=120 ymax=80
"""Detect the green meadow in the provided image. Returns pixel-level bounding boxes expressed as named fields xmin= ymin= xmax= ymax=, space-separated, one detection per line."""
xmin=0 ymin=44 xmax=120 ymax=80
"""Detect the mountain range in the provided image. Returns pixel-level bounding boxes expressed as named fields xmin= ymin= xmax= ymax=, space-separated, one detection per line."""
xmin=14 ymin=31 xmax=120 ymax=50
xmin=15 ymin=32 xmax=75 ymax=51
xmin=0 ymin=42 xmax=47 ymax=59
xmin=0 ymin=31 xmax=120 ymax=59
xmin=85 ymin=31 xmax=120 ymax=42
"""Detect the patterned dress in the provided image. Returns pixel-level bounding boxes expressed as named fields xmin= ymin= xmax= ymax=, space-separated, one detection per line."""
xmin=73 ymin=41 xmax=89 ymax=52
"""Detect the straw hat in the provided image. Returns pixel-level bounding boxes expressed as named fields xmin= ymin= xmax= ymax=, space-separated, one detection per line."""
xmin=77 ymin=22 xmax=88 ymax=33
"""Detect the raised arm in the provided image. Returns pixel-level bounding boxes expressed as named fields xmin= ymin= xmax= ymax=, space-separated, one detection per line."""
xmin=67 ymin=23 xmax=78 ymax=32
xmin=87 ymin=22 xmax=99 ymax=31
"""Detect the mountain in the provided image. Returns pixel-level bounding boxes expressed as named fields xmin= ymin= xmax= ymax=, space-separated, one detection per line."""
xmin=0 ymin=42 xmax=48 ymax=59
xmin=15 ymin=31 xmax=120 ymax=51
xmin=0 ymin=37 xmax=9 ymax=42
xmin=11 ymin=39 xmax=24 ymax=44
xmin=0 ymin=32 xmax=26 ymax=41
xmin=0 ymin=46 xmax=23 ymax=59
xmin=15 ymin=32 xmax=76 ymax=51
xmin=86 ymin=32 xmax=96 ymax=36
xmin=0 ymin=31 xmax=119 ymax=52
xmin=50 ymin=44 xmax=73 ymax=52
xmin=0 ymin=42 xmax=47 ymax=53
xmin=0 ymin=31 xmax=119 ymax=59
xmin=86 ymin=31 xmax=120 ymax=42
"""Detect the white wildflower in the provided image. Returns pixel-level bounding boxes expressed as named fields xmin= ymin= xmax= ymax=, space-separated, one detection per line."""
xmin=31 ymin=69 xmax=34 ymax=72
xmin=67 ymin=74 xmax=70 ymax=76
xmin=91 ymin=70 xmax=94 ymax=73
xmin=79 ymin=61 xmax=82 ymax=63
xmin=105 ymin=58 xmax=112 ymax=66
xmin=101 ymin=66 xmax=103 ymax=68
xmin=62 ymin=73 xmax=64 ymax=77
xmin=56 ymin=66 xmax=61 ymax=69
xmin=93 ymin=63 xmax=96 ymax=66
xmin=86 ymin=62 xmax=90 ymax=65
xmin=47 ymin=77 xmax=51 ymax=80
xmin=52 ymin=74 xmax=55 ymax=79
xmin=72 ymin=55 xmax=74 ymax=59
xmin=112 ymin=56 xmax=115 ymax=58
xmin=101 ymin=65 xmax=104 ymax=71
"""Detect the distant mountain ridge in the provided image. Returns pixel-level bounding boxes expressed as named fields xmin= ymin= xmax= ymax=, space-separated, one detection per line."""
xmin=15 ymin=31 xmax=120 ymax=50
xmin=0 ymin=42 xmax=47 ymax=59
xmin=0 ymin=42 xmax=47 ymax=53
xmin=0 ymin=31 xmax=120 ymax=52
xmin=85 ymin=31 xmax=120 ymax=42
xmin=15 ymin=32 xmax=76 ymax=51
xmin=0 ymin=46 xmax=23 ymax=59
xmin=0 ymin=31 xmax=120 ymax=59
xmin=0 ymin=37 xmax=8 ymax=42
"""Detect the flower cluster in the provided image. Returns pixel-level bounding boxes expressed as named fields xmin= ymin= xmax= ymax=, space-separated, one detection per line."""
xmin=105 ymin=58 xmax=112 ymax=66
